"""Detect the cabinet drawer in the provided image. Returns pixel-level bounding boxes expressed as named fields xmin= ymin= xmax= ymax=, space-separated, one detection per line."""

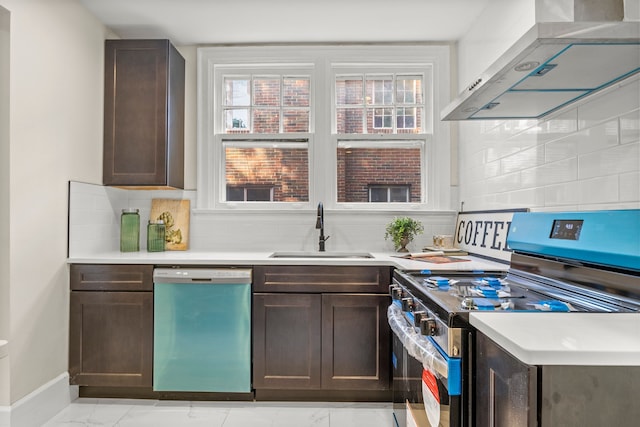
xmin=70 ymin=264 xmax=153 ymax=291
xmin=253 ymin=265 xmax=391 ymax=293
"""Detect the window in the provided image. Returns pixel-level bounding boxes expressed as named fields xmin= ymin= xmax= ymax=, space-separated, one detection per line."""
xmin=216 ymin=67 xmax=312 ymax=205
xmin=334 ymin=70 xmax=428 ymax=204
xmin=198 ymin=46 xmax=450 ymax=211
xmin=223 ymin=76 xmax=310 ymax=133
xmin=368 ymin=185 xmax=410 ymax=203
xmin=224 ymin=142 xmax=309 ymax=202
xmin=227 ymin=186 xmax=274 ymax=202
xmin=335 ymin=74 xmax=424 ymax=133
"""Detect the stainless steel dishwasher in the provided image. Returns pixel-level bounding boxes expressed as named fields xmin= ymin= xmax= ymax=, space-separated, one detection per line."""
xmin=153 ymin=268 xmax=252 ymax=393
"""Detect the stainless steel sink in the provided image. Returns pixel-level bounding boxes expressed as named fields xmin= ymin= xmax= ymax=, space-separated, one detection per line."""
xmin=269 ymin=251 xmax=374 ymax=259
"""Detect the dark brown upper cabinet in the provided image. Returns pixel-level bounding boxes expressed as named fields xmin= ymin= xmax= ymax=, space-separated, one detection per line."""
xmin=103 ymin=39 xmax=185 ymax=188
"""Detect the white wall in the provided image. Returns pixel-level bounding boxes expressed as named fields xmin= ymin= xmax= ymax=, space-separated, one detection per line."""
xmin=458 ymin=76 xmax=640 ymax=211
xmin=68 ymin=182 xmax=458 ymax=256
xmin=0 ymin=0 xmax=106 ymax=412
xmin=455 ymin=0 xmax=640 ymax=212
xmin=0 ymin=3 xmax=10 ymax=409
xmin=457 ymin=0 xmax=535 ymax=89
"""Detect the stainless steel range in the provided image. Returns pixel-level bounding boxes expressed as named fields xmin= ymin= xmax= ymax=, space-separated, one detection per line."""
xmin=389 ymin=209 xmax=640 ymax=427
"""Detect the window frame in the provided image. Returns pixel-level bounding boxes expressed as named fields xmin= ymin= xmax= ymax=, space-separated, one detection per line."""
xmin=197 ymin=45 xmax=451 ymax=212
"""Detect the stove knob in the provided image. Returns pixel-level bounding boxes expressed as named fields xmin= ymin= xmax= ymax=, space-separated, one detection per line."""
xmin=388 ymin=285 xmax=398 ymax=297
xmin=389 ymin=286 xmax=403 ymax=300
xmin=413 ymin=311 xmax=426 ymax=327
xmin=401 ymin=297 xmax=414 ymax=312
xmin=419 ymin=317 xmax=437 ymax=336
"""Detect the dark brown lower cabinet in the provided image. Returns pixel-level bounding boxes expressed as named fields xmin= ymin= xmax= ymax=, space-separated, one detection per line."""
xmin=69 ymin=264 xmax=153 ymax=388
xmin=321 ymin=293 xmax=390 ymax=390
xmin=252 ymin=265 xmax=391 ymax=399
xmin=476 ymin=332 xmax=640 ymax=427
xmin=253 ymin=292 xmax=390 ymax=393
xmin=252 ymin=293 xmax=322 ymax=389
xmin=476 ymin=332 xmax=537 ymax=427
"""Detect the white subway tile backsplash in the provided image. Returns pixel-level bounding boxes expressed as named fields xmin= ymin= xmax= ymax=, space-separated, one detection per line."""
xmin=500 ymin=146 xmax=544 ymax=174
xmin=575 ymin=120 xmax=619 ymax=155
xmin=578 ymin=175 xmax=619 ymax=204
xmin=544 ymin=182 xmax=580 ymax=207
xmin=520 ymin=158 xmax=577 ymax=187
xmin=499 ymin=187 xmax=546 ymax=208
xmin=544 ymin=135 xmax=577 ymax=163
xmin=578 ymin=142 xmax=640 ymax=180
xmin=459 ymin=74 xmax=640 ymax=211
xmin=485 ymin=171 xmax=522 ymax=194
xmin=620 ymin=171 xmax=640 ymax=202
xmin=535 ymin=110 xmax=578 ymax=144
xmin=620 ymin=110 xmax=640 ymax=145
xmin=484 ymin=144 xmax=521 ymax=163
xmin=577 ymin=77 xmax=640 ymax=130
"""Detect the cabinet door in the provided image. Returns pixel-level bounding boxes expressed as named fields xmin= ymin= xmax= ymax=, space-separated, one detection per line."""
xmin=69 ymin=291 xmax=153 ymax=387
xmin=321 ymin=293 xmax=390 ymax=390
xmin=253 ymin=293 xmax=321 ymax=389
xmin=476 ymin=332 xmax=538 ymax=427
xmin=103 ymin=39 xmax=184 ymax=188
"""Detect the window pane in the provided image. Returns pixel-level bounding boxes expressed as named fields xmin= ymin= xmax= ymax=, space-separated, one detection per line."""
xmin=224 ymin=78 xmax=250 ymax=106
xmin=396 ymin=76 xmax=422 ymax=104
xmin=224 ymin=109 xmax=250 ymax=133
xmin=397 ymin=107 xmax=423 ymax=134
xmin=246 ymin=188 xmax=272 ymax=201
xmin=254 ymin=78 xmax=280 ymax=106
xmin=336 ymin=77 xmax=363 ymax=105
xmin=371 ymin=108 xmax=393 ymax=130
xmin=225 ymin=146 xmax=309 ymax=202
xmin=336 ymin=108 xmax=363 ymax=134
xmin=397 ymin=107 xmax=416 ymax=129
xmin=227 ymin=187 xmax=245 ymax=201
xmin=337 ymin=146 xmax=421 ymax=203
xmin=253 ymin=109 xmax=280 ymax=133
xmin=390 ymin=186 xmax=409 ymax=202
xmin=284 ymin=78 xmax=310 ymax=107
xmin=369 ymin=187 xmax=388 ymax=202
xmin=337 ymin=74 xmax=425 ymax=135
xmin=283 ymin=109 xmax=309 ymax=133
xmin=366 ymin=77 xmax=393 ymax=105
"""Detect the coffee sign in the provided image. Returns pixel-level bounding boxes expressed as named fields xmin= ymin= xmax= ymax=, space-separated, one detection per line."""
xmin=454 ymin=209 xmax=527 ymax=262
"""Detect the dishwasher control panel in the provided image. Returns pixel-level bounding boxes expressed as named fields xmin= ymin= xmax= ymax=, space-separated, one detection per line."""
xmin=153 ymin=268 xmax=252 ymax=283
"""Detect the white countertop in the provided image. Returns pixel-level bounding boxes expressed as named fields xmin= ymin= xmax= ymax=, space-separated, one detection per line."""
xmin=67 ymin=251 xmax=509 ymax=272
xmin=470 ymin=312 xmax=640 ymax=366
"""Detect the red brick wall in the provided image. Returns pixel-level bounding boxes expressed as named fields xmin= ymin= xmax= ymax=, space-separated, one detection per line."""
xmin=226 ymin=147 xmax=309 ymax=201
xmin=337 ymin=147 xmax=421 ymax=202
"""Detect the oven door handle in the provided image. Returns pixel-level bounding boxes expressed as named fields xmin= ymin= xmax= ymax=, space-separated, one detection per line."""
xmin=388 ymin=303 xmax=462 ymax=396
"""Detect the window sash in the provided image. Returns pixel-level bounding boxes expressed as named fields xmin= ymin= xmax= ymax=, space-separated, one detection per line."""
xmin=198 ymin=45 xmax=448 ymax=211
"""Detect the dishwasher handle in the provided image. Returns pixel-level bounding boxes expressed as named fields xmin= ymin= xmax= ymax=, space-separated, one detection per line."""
xmin=153 ymin=268 xmax=252 ymax=284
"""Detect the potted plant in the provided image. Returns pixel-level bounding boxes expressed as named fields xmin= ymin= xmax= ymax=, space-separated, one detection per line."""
xmin=385 ymin=216 xmax=424 ymax=252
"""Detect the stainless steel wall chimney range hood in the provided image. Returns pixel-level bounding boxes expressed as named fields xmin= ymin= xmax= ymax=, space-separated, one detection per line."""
xmin=441 ymin=0 xmax=640 ymax=121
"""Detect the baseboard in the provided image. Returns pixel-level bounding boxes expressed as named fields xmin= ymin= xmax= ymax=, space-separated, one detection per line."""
xmin=4 ymin=373 xmax=77 ymax=427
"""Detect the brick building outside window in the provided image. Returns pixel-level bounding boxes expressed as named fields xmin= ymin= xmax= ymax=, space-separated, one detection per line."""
xmin=197 ymin=45 xmax=448 ymax=210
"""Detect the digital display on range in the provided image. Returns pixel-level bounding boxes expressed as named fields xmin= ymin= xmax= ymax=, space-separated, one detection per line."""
xmin=550 ymin=219 xmax=584 ymax=240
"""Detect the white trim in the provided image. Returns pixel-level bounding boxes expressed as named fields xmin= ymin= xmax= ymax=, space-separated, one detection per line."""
xmin=1 ymin=373 xmax=77 ymax=427
xmin=197 ymin=44 xmax=452 ymax=212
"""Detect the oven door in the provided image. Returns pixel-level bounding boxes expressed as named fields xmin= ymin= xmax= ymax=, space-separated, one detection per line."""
xmin=389 ymin=303 xmax=461 ymax=427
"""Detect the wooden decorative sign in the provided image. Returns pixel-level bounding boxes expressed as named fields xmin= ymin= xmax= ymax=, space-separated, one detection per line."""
xmin=454 ymin=209 xmax=528 ymax=262
xmin=150 ymin=199 xmax=190 ymax=251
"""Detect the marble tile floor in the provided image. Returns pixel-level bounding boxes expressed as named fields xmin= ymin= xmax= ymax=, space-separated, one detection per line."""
xmin=42 ymin=398 xmax=394 ymax=427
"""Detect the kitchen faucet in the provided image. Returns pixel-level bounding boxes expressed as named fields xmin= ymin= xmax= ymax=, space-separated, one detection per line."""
xmin=315 ymin=202 xmax=329 ymax=251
